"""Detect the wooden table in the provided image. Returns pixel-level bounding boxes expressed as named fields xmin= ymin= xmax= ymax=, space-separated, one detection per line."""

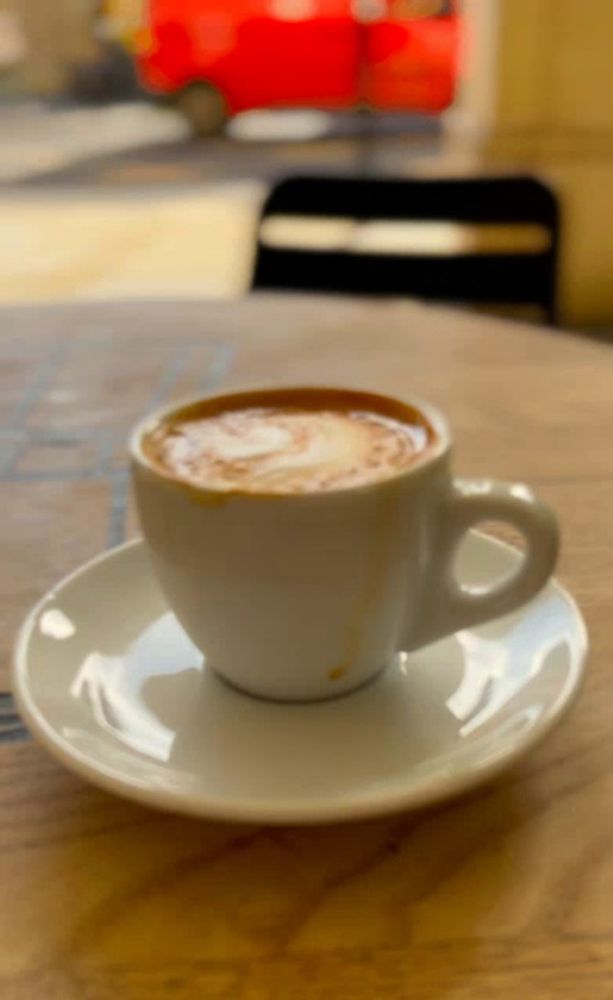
xmin=2 ymin=295 xmax=613 ymax=999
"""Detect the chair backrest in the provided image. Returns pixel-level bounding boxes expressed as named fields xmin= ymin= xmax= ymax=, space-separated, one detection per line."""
xmin=252 ymin=175 xmax=560 ymax=322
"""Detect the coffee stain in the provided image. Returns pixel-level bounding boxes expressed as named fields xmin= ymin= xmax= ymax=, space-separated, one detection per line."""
xmin=183 ymin=484 xmax=232 ymax=508
xmin=341 ymin=482 xmax=402 ymax=678
xmin=328 ymin=665 xmax=348 ymax=682
xmin=134 ymin=460 xmax=234 ymax=508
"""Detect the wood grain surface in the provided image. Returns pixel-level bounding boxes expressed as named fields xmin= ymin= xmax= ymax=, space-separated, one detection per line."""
xmin=2 ymin=295 xmax=613 ymax=999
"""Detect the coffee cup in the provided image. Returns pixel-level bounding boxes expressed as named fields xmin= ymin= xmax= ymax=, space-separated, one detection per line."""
xmin=131 ymin=386 xmax=559 ymax=702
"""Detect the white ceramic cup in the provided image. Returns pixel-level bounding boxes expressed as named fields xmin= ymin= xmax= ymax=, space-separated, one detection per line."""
xmin=131 ymin=386 xmax=559 ymax=702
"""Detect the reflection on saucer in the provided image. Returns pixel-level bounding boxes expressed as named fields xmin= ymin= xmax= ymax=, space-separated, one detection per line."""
xmin=69 ymin=614 xmax=202 ymax=762
xmin=449 ymin=593 xmax=581 ymax=737
xmin=39 ymin=608 xmax=76 ymax=640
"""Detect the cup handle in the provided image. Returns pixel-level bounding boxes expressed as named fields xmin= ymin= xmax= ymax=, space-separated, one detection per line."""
xmin=405 ymin=479 xmax=560 ymax=651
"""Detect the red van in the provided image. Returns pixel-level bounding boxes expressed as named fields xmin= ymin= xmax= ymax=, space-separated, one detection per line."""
xmin=120 ymin=0 xmax=458 ymax=133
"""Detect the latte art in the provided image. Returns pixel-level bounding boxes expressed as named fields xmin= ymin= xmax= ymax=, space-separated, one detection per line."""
xmin=144 ymin=389 xmax=435 ymax=495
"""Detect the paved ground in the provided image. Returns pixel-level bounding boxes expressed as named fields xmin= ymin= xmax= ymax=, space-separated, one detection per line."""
xmin=0 ymin=100 xmax=440 ymax=304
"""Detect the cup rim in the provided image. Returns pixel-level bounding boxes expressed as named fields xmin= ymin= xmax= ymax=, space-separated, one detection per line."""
xmin=129 ymin=383 xmax=451 ymax=499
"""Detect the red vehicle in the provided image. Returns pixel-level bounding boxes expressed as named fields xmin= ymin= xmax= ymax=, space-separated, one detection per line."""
xmin=118 ymin=0 xmax=458 ymax=133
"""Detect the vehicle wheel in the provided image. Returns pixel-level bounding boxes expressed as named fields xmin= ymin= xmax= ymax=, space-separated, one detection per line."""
xmin=176 ymin=83 xmax=228 ymax=137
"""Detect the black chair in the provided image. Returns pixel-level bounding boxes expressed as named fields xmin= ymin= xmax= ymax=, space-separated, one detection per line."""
xmin=252 ymin=175 xmax=559 ymax=323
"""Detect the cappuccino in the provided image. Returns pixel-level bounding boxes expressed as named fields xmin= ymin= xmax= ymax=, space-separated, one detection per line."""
xmin=143 ymin=388 xmax=435 ymax=495
xmin=133 ymin=384 xmax=559 ymax=701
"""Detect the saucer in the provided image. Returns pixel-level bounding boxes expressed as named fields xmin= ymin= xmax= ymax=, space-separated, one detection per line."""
xmin=14 ymin=535 xmax=587 ymax=824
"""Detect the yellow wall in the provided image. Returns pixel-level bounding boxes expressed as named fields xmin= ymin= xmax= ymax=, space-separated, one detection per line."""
xmin=10 ymin=0 xmax=101 ymax=93
xmin=451 ymin=0 xmax=613 ymax=327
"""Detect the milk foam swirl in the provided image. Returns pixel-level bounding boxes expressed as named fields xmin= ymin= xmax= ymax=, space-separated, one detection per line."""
xmin=147 ymin=404 xmax=430 ymax=494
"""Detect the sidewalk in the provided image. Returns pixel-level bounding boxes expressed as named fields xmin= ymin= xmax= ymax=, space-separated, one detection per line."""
xmin=0 ymin=100 xmax=261 ymax=303
xmin=0 ymin=99 xmax=439 ymax=305
xmin=0 ymin=183 xmax=262 ymax=304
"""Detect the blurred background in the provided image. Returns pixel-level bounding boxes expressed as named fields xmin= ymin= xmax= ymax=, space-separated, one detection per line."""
xmin=1 ymin=0 xmax=612 ymax=329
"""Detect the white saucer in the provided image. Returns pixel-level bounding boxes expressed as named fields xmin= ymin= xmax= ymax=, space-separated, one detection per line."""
xmin=14 ymin=535 xmax=587 ymax=825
